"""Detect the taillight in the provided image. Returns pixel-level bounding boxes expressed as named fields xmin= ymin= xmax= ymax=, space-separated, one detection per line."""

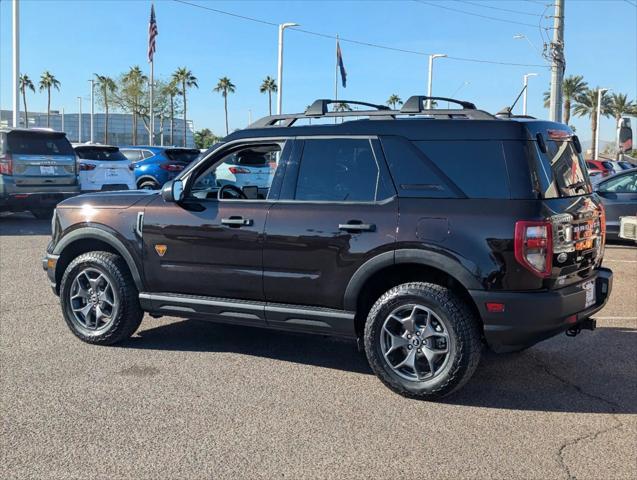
xmin=229 ymin=166 xmax=250 ymax=174
xmin=160 ymin=163 xmax=185 ymax=172
xmin=79 ymin=163 xmax=96 ymax=171
xmin=514 ymin=221 xmax=553 ymax=277
xmin=128 ymin=163 xmax=135 ymax=171
xmin=0 ymin=152 xmax=13 ymax=175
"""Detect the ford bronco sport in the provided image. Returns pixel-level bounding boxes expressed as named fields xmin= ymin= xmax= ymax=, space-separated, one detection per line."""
xmin=43 ymin=97 xmax=613 ymax=399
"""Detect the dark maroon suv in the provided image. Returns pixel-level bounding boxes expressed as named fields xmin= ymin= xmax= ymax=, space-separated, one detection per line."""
xmin=43 ymin=97 xmax=613 ymax=399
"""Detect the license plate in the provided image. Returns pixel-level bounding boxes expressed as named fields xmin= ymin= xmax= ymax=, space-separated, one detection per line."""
xmin=106 ymin=169 xmax=119 ymax=177
xmin=583 ymin=280 xmax=596 ymax=308
xmin=40 ymin=166 xmax=55 ymax=175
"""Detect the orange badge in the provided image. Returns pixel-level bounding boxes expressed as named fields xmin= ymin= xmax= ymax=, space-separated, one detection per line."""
xmin=154 ymin=244 xmax=167 ymax=257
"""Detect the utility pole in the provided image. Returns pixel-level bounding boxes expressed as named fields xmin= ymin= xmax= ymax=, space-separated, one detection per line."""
xmin=548 ymin=0 xmax=565 ymax=123
xmin=426 ymin=54 xmax=446 ymax=109
xmin=12 ymin=0 xmax=20 ymax=128
xmin=276 ymin=22 xmax=298 ymax=115
xmin=89 ymin=79 xmax=95 ymax=143
xmin=594 ymin=88 xmax=609 ymax=160
xmin=77 ymin=97 xmax=82 ymax=143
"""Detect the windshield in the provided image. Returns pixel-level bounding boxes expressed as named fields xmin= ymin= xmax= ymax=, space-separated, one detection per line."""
xmin=165 ymin=149 xmax=200 ymax=163
xmin=7 ymin=132 xmax=74 ymax=155
xmin=75 ymin=147 xmax=127 ymax=161
xmin=536 ymin=138 xmax=592 ymax=198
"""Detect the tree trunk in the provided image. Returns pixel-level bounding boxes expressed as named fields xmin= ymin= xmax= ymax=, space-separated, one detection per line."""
xmin=224 ymin=94 xmax=229 ymax=135
xmin=104 ymin=99 xmax=109 ymax=145
xmin=591 ymin=113 xmax=598 ymax=159
xmin=47 ymin=87 xmax=51 ymax=127
xmin=170 ymin=95 xmax=174 ymax=145
xmin=132 ymin=96 xmax=137 ymax=145
xmin=22 ymin=90 xmax=28 ymax=128
xmin=182 ymin=80 xmax=187 ymax=147
xmin=564 ymin=98 xmax=571 ymax=126
xmin=268 ymin=91 xmax=272 ymax=116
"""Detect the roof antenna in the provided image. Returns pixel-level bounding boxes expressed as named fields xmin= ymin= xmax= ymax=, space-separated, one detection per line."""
xmin=497 ymin=85 xmax=527 ymax=118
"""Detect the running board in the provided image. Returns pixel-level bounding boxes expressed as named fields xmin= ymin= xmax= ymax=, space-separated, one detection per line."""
xmin=139 ymin=292 xmax=356 ymax=337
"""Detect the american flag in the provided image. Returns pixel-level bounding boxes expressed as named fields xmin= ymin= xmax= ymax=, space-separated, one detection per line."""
xmin=148 ymin=4 xmax=158 ymax=63
xmin=336 ymin=40 xmax=347 ymax=88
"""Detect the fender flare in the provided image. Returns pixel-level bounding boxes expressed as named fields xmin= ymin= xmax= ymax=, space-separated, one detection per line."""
xmin=52 ymin=226 xmax=144 ymax=291
xmin=343 ymin=248 xmax=481 ymax=311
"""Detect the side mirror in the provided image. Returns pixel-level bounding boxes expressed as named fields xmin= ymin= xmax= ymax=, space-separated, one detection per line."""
xmin=161 ymin=179 xmax=184 ymax=203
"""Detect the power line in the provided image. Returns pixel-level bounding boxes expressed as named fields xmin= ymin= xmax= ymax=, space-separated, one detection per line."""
xmin=451 ymin=0 xmax=543 ymax=17
xmin=172 ymin=0 xmax=547 ymax=68
xmin=413 ymin=0 xmax=539 ymax=28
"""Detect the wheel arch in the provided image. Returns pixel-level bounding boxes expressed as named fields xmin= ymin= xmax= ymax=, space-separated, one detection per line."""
xmin=52 ymin=227 xmax=144 ymax=294
xmin=344 ymin=249 xmax=483 ymax=337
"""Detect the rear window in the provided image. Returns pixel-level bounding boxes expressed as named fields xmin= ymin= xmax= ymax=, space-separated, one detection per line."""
xmin=165 ymin=149 xmax=200 ymax=163
xmin=7 ymin=132 xmax=74 ymax=155
xmin=414 ymin=140 xmax=510 ymax=199
xmin=75 ymin=147 xmax=127 ymax=161
xmin=536 ymin=138 xmax=592 ymax=198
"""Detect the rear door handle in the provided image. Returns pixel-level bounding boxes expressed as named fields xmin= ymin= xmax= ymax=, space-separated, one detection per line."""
xmin=222 ymin=216 xmax=253 ymax=227
xmin=339 ymin=221 xmax=376 ymax=232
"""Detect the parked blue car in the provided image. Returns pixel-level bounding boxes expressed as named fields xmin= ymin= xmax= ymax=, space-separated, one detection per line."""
xmin=119 ymin=146 xmax=201 ymax=190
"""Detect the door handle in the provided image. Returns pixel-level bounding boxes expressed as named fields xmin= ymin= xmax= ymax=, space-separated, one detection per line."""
xmin=222 ymin=216 xmax=253 ymax=227
xmin=338 ymin=221 xmax=376 ymax=232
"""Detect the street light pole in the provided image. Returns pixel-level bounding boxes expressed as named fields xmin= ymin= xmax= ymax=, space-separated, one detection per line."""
xmin=12 ymin=0 xmax=20 ymax=128
xmin=522 ymin=73 xmax=538 ymax=116
xmin=276 ymin=22 xmax=299 ymax=115
xmin=89 ymin=79 xmax=95 ymax=143
xmin=426 ymin=53 xmax=447 ymax=109
xmin=594 ymin=88 xmax=609 ymax=159
xmin=77 ymin=97 xmax=82 ymax=143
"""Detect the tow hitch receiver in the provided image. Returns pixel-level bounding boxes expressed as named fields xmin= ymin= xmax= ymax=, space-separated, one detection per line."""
xmin=566 ymin=318 xmax=597 ymax=337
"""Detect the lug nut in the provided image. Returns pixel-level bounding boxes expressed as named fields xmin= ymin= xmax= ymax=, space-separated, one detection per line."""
xmin=408 ymin=345 xmax=413 ymax=350
xmin=416 ymin=331 xmax=421 ymax=336
xmin=407 ymin=334 xmax=412 ymax=339
xmin=417 ymin=349 xmax=422 ymax=353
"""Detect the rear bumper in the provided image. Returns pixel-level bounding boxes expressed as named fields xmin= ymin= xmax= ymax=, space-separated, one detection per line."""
xmin=0 ymin=190 xmax=79 ymax=211
xmin=471 ymin=268 xmax=613 ymax=352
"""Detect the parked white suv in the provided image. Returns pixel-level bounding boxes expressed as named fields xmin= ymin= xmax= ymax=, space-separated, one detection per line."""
xmin=74 ymin=144 xmax=136 ymax=192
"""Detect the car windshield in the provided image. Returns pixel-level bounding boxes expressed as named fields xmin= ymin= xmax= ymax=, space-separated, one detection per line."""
xmin=165 ymin=149 xmax=200 ymax=163
xmin=75 ymin=147 xmax=127 ymax=161
xmin=7 ymin=132 xmax=74 ymax=155
xmin=536 ymin=137 xmax=592 ymax=198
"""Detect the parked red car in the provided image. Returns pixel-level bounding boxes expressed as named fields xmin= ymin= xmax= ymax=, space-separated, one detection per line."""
xmin=586 ymin=160 xmax=618 ymax=178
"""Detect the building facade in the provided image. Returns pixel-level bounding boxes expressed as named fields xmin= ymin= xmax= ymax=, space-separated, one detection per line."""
xmin=1 ymin=110 xmax=194 ymax=147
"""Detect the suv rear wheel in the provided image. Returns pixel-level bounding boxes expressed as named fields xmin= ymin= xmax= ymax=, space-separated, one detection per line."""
xmin=60 ymin=251 xmax=143 ymax=345
xmin=138 ymin=179 xmax=160 ymax=190
xmin=364 ymin=282 xmax=481 ymax=399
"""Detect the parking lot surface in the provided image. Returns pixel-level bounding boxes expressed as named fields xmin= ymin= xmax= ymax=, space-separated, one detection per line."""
xmin=1 ymin=212 xmax=635 ymax=479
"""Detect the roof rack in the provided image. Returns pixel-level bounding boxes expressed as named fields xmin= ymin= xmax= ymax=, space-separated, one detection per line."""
xmin=248 ymin=95 xmax=494 ymax=128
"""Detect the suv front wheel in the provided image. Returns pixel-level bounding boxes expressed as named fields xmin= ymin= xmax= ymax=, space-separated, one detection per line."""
xmin=60 ymin=251 xmax=143 ymax=345
xmin=364 ymin=282 xmax=482 ymax=400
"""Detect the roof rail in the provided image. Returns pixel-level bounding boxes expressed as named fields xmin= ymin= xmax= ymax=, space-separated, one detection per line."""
xmin=247 ymin=95 xmax=495 ymax=128
xmin=305 ymin=99 xmax=390 ymax=116
xmin=400 ymin=96 xmax=477 ymax=112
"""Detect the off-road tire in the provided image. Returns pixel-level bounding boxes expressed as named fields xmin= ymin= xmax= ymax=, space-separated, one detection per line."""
xmin=364 ymin=282 xmax=482 ymax=400
xmin=60 ymin=251 xmax=143 ymax=345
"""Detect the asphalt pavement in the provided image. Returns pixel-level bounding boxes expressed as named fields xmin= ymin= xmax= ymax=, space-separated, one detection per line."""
xmin=1 ymin=212 xmax=635 ymax=479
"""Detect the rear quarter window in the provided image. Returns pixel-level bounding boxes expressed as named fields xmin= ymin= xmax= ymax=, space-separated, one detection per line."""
xmin=414 ymin=140 xmax=510 ymax=199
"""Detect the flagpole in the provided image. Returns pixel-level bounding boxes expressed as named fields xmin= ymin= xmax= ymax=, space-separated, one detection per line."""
xmin=334 ymin=34 xmax=339 ymax=124
xmin=149 ymin=60 xmax=154 ymax=145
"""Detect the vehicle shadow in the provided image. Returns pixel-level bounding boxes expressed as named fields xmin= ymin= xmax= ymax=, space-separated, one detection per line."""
xmin=124 ymin=319 xmax=636 ymax=414
xmin=0 ymin=212 xmax=51 ymax=236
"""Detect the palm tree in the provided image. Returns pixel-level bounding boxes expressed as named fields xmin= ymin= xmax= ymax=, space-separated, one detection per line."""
xmin=573 ymin=87 xmax=612 ymax=158
xmin=172 ymin=68 xmax=198 ymax=146
xmin=122 ymin=66 xmax=148 ymax=145
xmin=38 ymin=71 xmax=61 ymax=127
xmin=94 ymin=74 xmax=117 ymax=144
xmin=543 ymin=75 xmax=588 ymax=126
xmin=259 ymin=76 xmax=278 ymax=116
xmin=607 ymin=93 xmax=637 ymax=123
xmin=19 ymin=74 xmax=35 ymax=128
xmin=386 ymin=94 xmax=402 ymax=109
xmin=214 ymin=77 xmax=236 ymax=135
xmin=334 ymin=102 xmax=352 ymax=123
xmin=162 ymin=80 xmax=180 ymax=145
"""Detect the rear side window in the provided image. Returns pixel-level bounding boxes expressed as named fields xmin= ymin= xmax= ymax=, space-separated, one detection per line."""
xmin=75 ymin=147 xmax=127 ymax=161
xmin=7 ymin=132 xmax=74 ymax=155
xmin=414 ymin=140 xmax=510 ymax=199
xmin=165 ymin=149 xmax=200 ymax=163
xmin=294 ymin=138 xmax=389 ymax=202
xmin=380 ymin=136 xmax=457 ymax=198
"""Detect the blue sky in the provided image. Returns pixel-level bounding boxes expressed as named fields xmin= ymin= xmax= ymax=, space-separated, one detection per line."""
xmin=1 ymin=0 xmax=635 ymax=145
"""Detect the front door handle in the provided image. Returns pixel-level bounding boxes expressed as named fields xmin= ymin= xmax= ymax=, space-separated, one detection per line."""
xmin=339 ymin=221 xmax=376 ymax=232
xmin=222 ymin=216 xmax=253 ymax=227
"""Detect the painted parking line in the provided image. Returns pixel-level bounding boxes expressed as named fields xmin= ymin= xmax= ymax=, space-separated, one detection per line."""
xmin=593 ymin=316 xmax=637 ymax=320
